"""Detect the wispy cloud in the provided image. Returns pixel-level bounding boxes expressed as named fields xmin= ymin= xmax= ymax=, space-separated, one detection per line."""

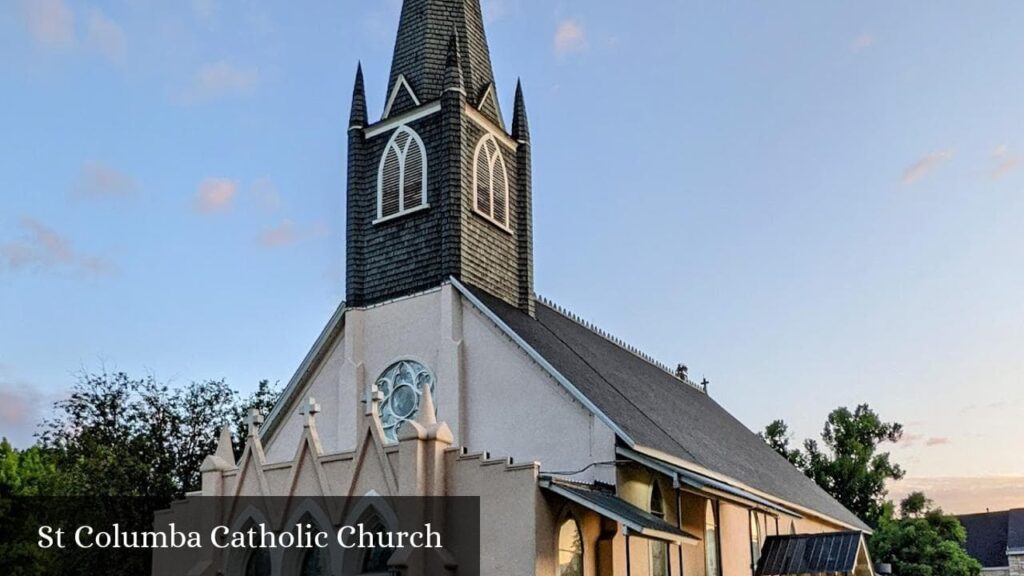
xmin=925 ymin=437 xmax=951 ymax=447
xmin=193 ymin=178 xmax=238 ymax=214
xmin=181 ymin=61 xmax=259 ymax=104
xmin=257 ymin=219 xmax=327 ymax=249
xmin=990 ymin=145 xmax=1021 ymax=179
xmin=889 ymin=476 xmax=1024 ymax=515
xmin=851 ymin=32 xmax=875 ymax=53
xmin=86 ymin=9 xmax=126 ymax=63
xmin=24 ymin=0 xmax=75 ymax=48
xmin=554 ymin=19 xmax=587 ymax=58
xmin=0 ymin=217 xmax=112 ymax=275
xmin=901 ymin=151 xmax=954 ymax=185
xmin=252 ymin=178 xmax=281 ymax=212
xmin=258 ymin=219 xmax=297 ymax=248
xmin=0 ymin=379 xmax=58 ymax=448
xmin=898 ymin=433 xmax=924 ymax=446
xmin=74 ymin=161 xmax=136 ymax=199
xmin=481 ymin=0 xmax=510 ymax=24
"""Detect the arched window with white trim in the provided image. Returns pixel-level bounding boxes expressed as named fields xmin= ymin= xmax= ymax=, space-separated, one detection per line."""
xmin=377 ymin=125 xmax=427 ymax=221
xmin=556 ymin=515 xmax=583 ymax=576
xmin=473 ymin=134 xmax=510 ymax=228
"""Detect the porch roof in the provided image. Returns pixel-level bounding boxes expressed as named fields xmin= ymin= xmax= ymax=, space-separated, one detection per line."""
xmin=540 ymin=478 xmax=701 ymax=545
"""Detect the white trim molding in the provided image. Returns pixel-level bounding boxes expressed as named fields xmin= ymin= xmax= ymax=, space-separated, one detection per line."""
xmin=382 ymin=74 xmax=420 ymax=119
xmin=377 ymin=125 xmax=428 ymax=222
xmin=472 ymin=133 xmax=512 ymax=232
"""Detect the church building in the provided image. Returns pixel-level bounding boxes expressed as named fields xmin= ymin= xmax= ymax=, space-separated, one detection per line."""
xmin=156 ymin=1 xmax=876 ymax=575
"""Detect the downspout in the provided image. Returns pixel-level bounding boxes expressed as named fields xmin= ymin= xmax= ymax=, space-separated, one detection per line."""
xmin=624 ymin=528 xmax=632 ymax=576
xmin=675 ymin=476 xmax=685 ymax=576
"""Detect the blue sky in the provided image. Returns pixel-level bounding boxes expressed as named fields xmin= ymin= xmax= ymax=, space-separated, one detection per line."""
xmin=1 ymin=0 xmax=1022 ymax=511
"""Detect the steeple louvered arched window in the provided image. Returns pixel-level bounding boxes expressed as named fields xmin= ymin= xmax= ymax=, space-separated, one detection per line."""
xmin=377 ymin=125 xmax=428 ymax=221
xmin=473 ymin=134 xmax=510 ymax=229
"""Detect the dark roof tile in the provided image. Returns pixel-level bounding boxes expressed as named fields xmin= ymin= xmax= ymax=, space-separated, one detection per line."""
xmin=466 ymin=284 xmax=870 ymax=531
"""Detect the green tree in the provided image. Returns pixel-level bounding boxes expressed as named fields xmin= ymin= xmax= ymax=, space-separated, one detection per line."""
xmin=871 ymin=494 xmax=982 ymax=576
xmin=760 ymin=404 xmax=904 ymax=526
xmin=38 ymin=371 xmax=280 ymax=498
xmin=0 ymin=440 xmax=59 ymax=575
xmin=758 ymin=420 xmax=806 ymax=468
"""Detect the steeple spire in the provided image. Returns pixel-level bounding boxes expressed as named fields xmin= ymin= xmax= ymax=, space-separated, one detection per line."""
xmin=512 ymin=79 xmax=530 ymax=143
xmin=443 ymin=32 xmax=466 ymax=96
xmin=387 ymin=0 xmax=496 ymax=117
xmin=349 ymin=62 xmax=367 ymax=130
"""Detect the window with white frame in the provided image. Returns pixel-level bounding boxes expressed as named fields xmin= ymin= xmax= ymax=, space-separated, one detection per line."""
xmin=377 ymin=125 xmax=427 ymax=221
xmin=472 ymin=134 xmax=510 ymax=228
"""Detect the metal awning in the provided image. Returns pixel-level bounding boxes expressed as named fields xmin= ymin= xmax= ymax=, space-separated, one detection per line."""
xmin=756 ymin=532 xmax=873 ymax=576
xmin=540 ymin=478 xmax=701 ymax=544
xmin=617 ymin=446 xmax=803 ymax=518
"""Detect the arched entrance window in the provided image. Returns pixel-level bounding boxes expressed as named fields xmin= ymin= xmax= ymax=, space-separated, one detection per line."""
xmin=245 ymin=549 xmax=271 ymax=576
xmin=705 ymin=501 xmax=721 ymax=576
xmin=649 ymin=483 xmax=669 ymax=576
xmin=300 ymin=548 xmax=327 ymax=576
xmin=360 ymin=516 xmax=396 ymax=575
xmin=557 ymin=516 xmax=583 ymax=576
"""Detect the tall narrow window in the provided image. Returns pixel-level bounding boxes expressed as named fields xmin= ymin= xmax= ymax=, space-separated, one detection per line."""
xmin=750 ymin=512 xmax=763 ymax=572
xmin=473 ymin=134 xmax=510 ymax=228
xmin=245 ymin=549 xmax=271 ymax=576
xmin=377 ymin=126 xmax=427 ymax=221
xmin=705 ymin=500 xmax=721 ymax=576
xmin=360 ymin=516 xmax=396 ymax=575
xmin=649 ymin=483 xmax=670 ymax=576
xmin=557 ymin=517 xmax=583 ymax=576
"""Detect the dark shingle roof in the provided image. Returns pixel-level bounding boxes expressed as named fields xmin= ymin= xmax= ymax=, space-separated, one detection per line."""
xmin=756 ymin=532 xmax=865 ymax=575
xmin=465 ymin=285 xmax=870 ymax=531
xmin=1009 ymin=509 xmax=1024 ymax=551
xmin=957 ymin=509 xmax=1021 ymax=568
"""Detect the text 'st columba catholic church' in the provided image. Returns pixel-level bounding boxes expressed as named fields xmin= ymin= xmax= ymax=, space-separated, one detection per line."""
xmin=156 ymin=2 xmax=878 ymax=575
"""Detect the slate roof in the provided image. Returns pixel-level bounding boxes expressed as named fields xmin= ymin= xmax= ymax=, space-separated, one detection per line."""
xmin=464 ymin=284 xmax=870 ymax=531
xmin=957 ymin=509 xmax=1024 ymax=567
xmin=756 ymin=532 xmax=865 ymax=575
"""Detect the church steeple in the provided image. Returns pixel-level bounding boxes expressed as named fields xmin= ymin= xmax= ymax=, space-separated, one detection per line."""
xmin=386 ymin=0 xmax=497 ymax=120
xmin=346 ymin=0 xmax=534 ymax=312
xmin=349 ymin=63 xmax=367 ymax=130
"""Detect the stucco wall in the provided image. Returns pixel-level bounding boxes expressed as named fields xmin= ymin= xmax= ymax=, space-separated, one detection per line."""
xmin=264 ymin=284 xmax=615 ymax=482
xmin=460 ymin=295 xmax=616 ymax=483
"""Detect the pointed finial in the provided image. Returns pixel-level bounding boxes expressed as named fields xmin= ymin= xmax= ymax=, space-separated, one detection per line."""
xmin=245 ymin=408 xmax=265 ymax=438
xmin=349 ymin=62 xmax=367 ymax=130
xmin=416 ymin=384 xmax=437 ymax=426
xmin=214 ymin=425 xmax=235 ymax=465
xmin=443 ymin=32 xmax=465 ymax=95
xmin=512 ymin=79 xmax=530 ymax=143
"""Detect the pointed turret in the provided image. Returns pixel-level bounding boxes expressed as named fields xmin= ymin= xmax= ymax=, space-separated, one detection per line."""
xmin=214 ymin=425 xmax=235 ymax=465
xmin=349 ymin=63 xmax=367 ymax=130
xmin=443 ymin=32 xmax=466 ymax=96
xmin=512 ymin=79 xmax=530 ymax=144
xmin=416 ymin=384 xmax=438 ymax=427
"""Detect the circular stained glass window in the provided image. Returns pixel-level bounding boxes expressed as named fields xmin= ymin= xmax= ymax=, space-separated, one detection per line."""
xmin=375 ymin=360 xmax=436 ymax=442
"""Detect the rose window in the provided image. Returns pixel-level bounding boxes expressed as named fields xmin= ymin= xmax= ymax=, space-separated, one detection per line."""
xmin=375 ymin=360 xmax=436 ymax=442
